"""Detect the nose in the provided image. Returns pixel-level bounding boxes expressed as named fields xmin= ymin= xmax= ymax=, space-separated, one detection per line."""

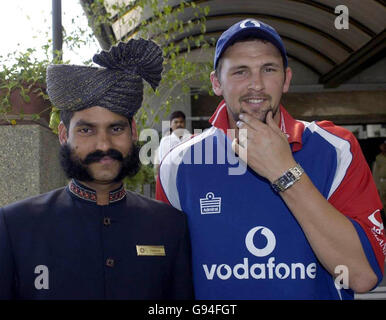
xmin=95 ymin=131 xmax=112 ymax=152
xmin=248 ymin=72 xmax=264 ymax=91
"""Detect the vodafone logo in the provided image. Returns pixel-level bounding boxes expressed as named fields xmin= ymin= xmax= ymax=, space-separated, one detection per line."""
xmin=368 ymin=209 xmax=384 ymax=234
xmin=368 ymin=209 xmax=386 ymax=256
xmin=202 ymin=226 xmax=317 ymax=281
xmin=245 ymin=226 xmax=276 ymax=257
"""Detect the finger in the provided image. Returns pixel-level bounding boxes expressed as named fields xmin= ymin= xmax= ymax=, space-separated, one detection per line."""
xmin=265 ymin=110 xmax=277 ymax=129
xmin=266 ymin=111 xmax=285 ymax=136
xmin=239 ymin=113 xmax=265 ymax=131
xmin=236 ymin=120 xmax=258 ymax=143
xmin=231 ymin=138 xmax=239 ymax=155
xmin=232 ymin=138 xmax=248 ymax=163
xmin=236 ymin=117 xmax=253 ymax=131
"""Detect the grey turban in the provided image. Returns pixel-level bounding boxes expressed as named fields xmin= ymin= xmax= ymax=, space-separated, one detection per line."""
xmin=46 ymin=38 xmax=163 ymax=118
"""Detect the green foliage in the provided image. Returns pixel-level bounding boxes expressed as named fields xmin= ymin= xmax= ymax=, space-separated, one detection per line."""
xmin=0 ymin=4 xmax=100 ymax=124
xmin=123 ymin=158 xmax=155 ymax=192
xmin=49 ymin=106 xmax=61 ymax=134
xmin=0 ymin=46 xmax=52 ymax=123
xmin=0 ymin=23 xmax=90 ymax=125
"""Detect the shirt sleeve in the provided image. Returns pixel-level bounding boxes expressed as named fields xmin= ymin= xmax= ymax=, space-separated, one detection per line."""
xmin=158 ymin=136 xmax=170 ymax=163
xmin=155 ymin=173 xmax=171 ymax=204
xmin=0 ymin=208 xmax=16 ymax=299
xmin=322 ymin=123 xmax=385 ymax=282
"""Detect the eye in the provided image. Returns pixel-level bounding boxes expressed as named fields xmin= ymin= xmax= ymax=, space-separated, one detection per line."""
xmin=233 ymin=69 xmax=246 ymax=75
xmin=264 ymin=66 xmax=277 ymax=73
xmin=78 ymin=127 xmax=92 ymax=134
xmin=111 ymin=126 xmax=125 ymax=134
xmin=231 ymin=69 xmax=249 ymax=79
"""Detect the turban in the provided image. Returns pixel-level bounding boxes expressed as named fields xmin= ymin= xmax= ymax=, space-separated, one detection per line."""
xmin=46 ymin=38 xmax=163 ymax=118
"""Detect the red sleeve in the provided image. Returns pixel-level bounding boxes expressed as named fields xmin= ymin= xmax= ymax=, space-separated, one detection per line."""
xmin=321 ymin=121 xmax=385 ymax=273
xmin=156 ymin=173 xmax=171 ymax=205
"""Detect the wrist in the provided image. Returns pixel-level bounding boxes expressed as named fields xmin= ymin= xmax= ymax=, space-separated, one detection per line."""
xmin=271 ymin=163 xmax=304 ymax=193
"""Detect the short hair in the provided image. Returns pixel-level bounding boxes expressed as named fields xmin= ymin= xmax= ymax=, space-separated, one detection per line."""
xmin=170 ymin=110 xmax=186 ymax=121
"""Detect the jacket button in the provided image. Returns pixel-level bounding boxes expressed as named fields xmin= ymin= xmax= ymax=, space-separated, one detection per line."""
xmin=106 ymin=258 xmax=115 ymax=267
xmin=103 ymin=217 xmax=111 ymax=226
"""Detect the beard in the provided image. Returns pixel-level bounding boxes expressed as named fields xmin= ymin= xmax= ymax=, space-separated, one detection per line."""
xmin=59 ymin=143 xmax=141 ymax=183
xmin=227 ymin=92 xmax=280 ymax=124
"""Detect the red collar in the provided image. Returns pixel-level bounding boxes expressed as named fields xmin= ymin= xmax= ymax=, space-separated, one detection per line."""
xmin=209 ymin=100 xmax=304 ymax=152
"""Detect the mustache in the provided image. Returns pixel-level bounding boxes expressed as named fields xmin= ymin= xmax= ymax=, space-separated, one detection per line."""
xmin=82 ymin=149 xmax=124 ymax=165
xmin=59 ymin=143 xmax=141 ymax=182
xmin=239 ymin=92 xmax=271 ymax=102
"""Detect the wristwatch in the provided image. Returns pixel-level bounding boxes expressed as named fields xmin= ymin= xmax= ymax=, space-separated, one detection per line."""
xmin=271 ymin=163 xmax=304 ymax=193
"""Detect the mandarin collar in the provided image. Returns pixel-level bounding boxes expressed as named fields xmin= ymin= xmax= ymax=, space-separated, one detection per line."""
xmin=68 ymin=179 xmax=126 ymax=204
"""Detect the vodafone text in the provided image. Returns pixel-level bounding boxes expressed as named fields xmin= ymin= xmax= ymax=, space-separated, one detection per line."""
xmin=203 ymin=257 xmax=316 ymax=280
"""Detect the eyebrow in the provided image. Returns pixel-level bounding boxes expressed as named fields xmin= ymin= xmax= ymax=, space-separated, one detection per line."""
xmin=262 ymin=62 xmax=281 ymax=68
xmin=229 ymin=62 xmax=281 ymax=71
xmin=229 ymin=65 xmax=248 ymax=71
xmin=108 ymin=121 xmax=129 ymax=128
xmin=74 ymin=120 xmax=95 ymax=128
xmin=74 ymin=120 xmax=129 ymax=128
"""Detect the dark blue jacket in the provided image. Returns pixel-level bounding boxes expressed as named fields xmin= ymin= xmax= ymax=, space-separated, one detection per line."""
xmin=0 ymin=180 xmax=194 ymax=300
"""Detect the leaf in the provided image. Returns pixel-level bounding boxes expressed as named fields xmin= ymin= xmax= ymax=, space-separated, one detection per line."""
xmin=20 ymin=89 xmax=31 ymax=103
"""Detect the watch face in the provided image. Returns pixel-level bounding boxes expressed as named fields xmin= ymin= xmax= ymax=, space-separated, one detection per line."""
xmin=274 ymin=171 xmax=296 ymax=192
xmin=272 ymin=164 xmax=304 ymax=193
xmin=282 ymin=172 xmax=294 ymax=184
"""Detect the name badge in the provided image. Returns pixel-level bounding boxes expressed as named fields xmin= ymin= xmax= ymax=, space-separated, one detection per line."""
xmin=136 ymin=245 xmax=166 ymax=256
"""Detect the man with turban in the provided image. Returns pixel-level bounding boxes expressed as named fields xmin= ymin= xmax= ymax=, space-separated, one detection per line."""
xmin=0 ymin=39 xmax=194 ymax=300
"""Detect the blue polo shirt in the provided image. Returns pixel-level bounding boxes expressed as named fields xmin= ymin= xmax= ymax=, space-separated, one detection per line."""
xmin=157 ymin=101 xmax=385 ymax=300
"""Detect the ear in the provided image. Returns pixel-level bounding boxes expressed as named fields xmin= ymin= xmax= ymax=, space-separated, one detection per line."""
xmin=282 ymin=67 xmax=293 ymax=94
xmin=210 ymin=71 xmax=223 ymax=97
xmin=130 ymin=118 xmax=138 ymax=143
xmin=58 ymin=122 xmax=68 ymax=145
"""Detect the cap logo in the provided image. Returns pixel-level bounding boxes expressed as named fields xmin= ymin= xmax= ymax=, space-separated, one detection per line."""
xmin=240 ymin=19 xmax=261 ymax=29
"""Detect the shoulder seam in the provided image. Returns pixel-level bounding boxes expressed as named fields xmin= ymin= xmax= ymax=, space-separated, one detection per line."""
xmin=306 ymin=122 xmax=353 ymax=199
